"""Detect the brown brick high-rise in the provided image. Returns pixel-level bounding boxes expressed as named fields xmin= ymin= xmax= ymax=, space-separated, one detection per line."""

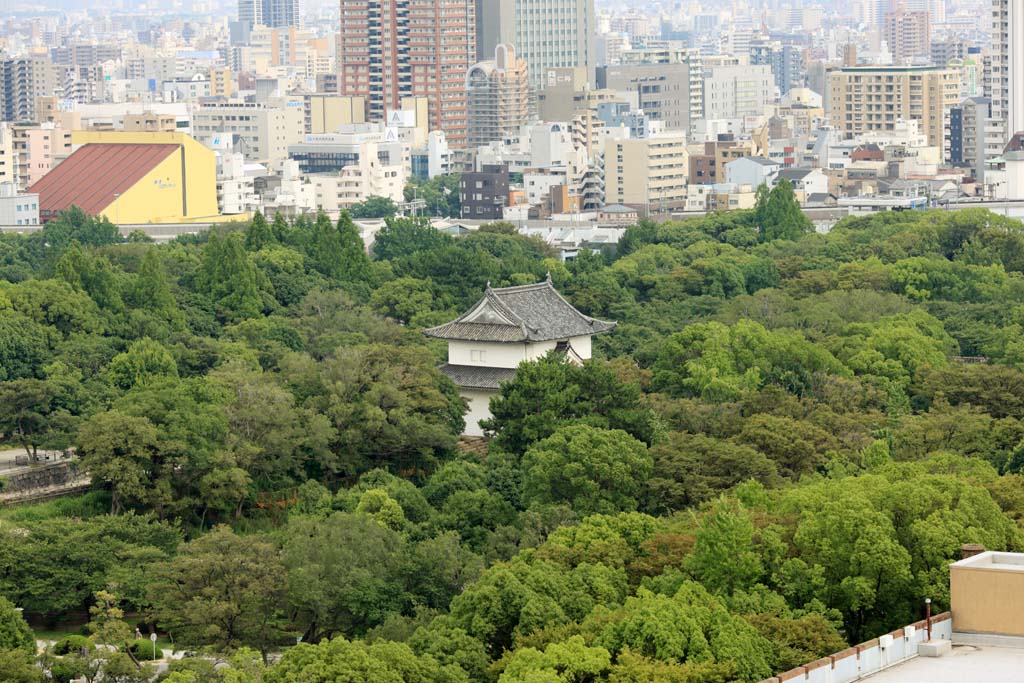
xmin=338 ymin=0 xmax=475 ymax=147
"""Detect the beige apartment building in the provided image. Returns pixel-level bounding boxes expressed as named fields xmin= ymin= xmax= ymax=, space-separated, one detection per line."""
xmin=192 ymin=98 xmax=304 ymax=163
xmin=828 ymin=66 xmax=961 ymax=147
xmin=884 ymin=8 xmax=931 ymax=64
xmin=123 ymin=112 xmax=178 ymax=133
xmin=209 ymin=67 xmax=233 ymax=99
xmin=604 ymin=132 xmax=688 ymax=215
xmin=466 ymin=44 xmax=532 ymax=149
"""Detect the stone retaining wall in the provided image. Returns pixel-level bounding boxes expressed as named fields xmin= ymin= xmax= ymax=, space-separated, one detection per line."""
xmin=0 ymin=462 xmax=78 ymax=493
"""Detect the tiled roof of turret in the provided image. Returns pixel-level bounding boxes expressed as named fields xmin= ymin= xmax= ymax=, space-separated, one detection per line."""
xmin=438 ymin=364 xmax=517 ymax=390
xmin=423 ymin=276 xmax=616 ymax=342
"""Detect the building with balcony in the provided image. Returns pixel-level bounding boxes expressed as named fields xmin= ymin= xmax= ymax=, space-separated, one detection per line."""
xmin=466 ymin=45 xmax=532 ymax=150
xmin=702 ymin=63 xmax=773 ymax=120
xmin=604 ymin=131 xmax=688 ymax=215
xmin=990 ymin=0 xmax=1024 ymax=142
xmin=0 ymin=58 xmax=61 ymax=123
xmin=337 ymin=0 xmax=476 ymax=147
xmin=948 ymin=97 xmax=1007 ymax=182
xmin=828 ymin=66 xmax=962 ymax=148
xmin=597 ymin=52 xmax=704 ymax=133
xmin=885 ymin=7 xmax=931 ymax=65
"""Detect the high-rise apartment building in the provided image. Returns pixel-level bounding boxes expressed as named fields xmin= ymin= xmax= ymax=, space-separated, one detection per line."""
xmin=239 ymin=0 xmax=301 ymax=28
xmin=0 ymin=59 xmax=61 ymax=123
xmin=991 ymin=0 xmax=1024 ymax=140
xmin=478 ymin=0 xmax=595 ymax=89
xmin=0 ymin=124 xmax=15 ymax=186
xmin=750 ymin=41 xmax=805 ymax=95
xmin=931 ymin=40 xmax=968 ymax=66
xmin=466 ymin=45 xmax=531 ymax=149
xmin=948 ymin=96 xmax=1006 ymax=182
xmin=885 ymin=7 xmax=931 ymax=64
xmin=828 ymin=66 xmax=961 ymax=147
xmin=210 ymin=67 xmax=233 ymax=99
xmin=338 ymin=0 xmax=475 ymax=147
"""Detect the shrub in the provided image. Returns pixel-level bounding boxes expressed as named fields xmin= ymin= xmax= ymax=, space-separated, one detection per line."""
xmin=53 ymin=634 xmax=90 ymax=655
xmin=129 ymin=638 xmax=163 ymax=660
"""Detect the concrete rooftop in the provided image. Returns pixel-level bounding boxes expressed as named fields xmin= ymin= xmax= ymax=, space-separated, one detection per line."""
xmin=863 ymin=643 xmax=1024 ymax=683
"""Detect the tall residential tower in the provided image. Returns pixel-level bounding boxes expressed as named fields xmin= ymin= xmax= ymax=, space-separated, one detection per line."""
xmin=992 ymin=0 xmax=1024 ymax=140
xmin=466 ymin=44 xmax=532 ymax=149
xmin=337 ymin=0 xmax=476 ymax=147
xmin=239 ymin=0 xmax=301 ymax=28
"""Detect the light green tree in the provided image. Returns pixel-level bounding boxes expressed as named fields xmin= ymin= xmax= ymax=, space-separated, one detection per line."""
xmin=521 ymin=425 xmax=652 ymax=514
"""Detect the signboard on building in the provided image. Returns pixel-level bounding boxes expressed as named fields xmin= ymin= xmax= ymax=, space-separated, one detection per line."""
xmin=386 ymin=109 xmax=415 ymax=128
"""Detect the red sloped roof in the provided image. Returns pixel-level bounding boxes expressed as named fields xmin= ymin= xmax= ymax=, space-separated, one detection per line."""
xmin=30 ymin=143 xmax=180 ymax=219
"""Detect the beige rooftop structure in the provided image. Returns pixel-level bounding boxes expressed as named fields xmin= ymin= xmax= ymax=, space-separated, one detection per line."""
xmin=950 ymin=550 xmax=1024 ymax=637
xmin=759 ymin=548 xmax=1024 ymax=683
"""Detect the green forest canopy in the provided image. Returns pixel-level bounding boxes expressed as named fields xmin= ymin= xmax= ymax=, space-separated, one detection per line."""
xmin=1 ymin=202 xmax=1024 ymax=682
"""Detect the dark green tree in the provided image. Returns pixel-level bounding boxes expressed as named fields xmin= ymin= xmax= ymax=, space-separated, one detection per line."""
xmin=107 ymin=338 xmax=179 ymax=390
xmin=271 ymin=212 xmax=291 ymax=242
xmin=55 ymin=244 xmax=124 ymax=312
xmin=521 ymin=425 xmax=653 ymax=514
xmin=349 ymin=195 xmax=398 ymax=219
xmin=264 ymin=637 xmax=468 ymax=683
xmin=282 ymin=512 xmax=411 ymax=642
xmin=0 ymin=312 xmax=51 ymax=380
xmin=0 ymin=378 xmax=74 ymax=459
xmin=0 ymin=596 xmax=34 ymax=653
xmin=307 ymin=212 xmax=345 ymax=279
xmin=337 ymin=211 xmax=372 ymax=282
xmin=41 ymin=206 xmax=121 ymax=252
xmin=196 ymin=231 xmax=265 ymax=321
xmin=758 ymin=179 xmax=812 ymax=242
xmin=77 ymin=409 xmax=161 ymax=514
xmin=372 ymin=216 xmax=452 ymax=261
xmin=149 ymin=526 xmax=285 ymax=661
xmin=483 ymin=354 xmax=659 ymax=455
xmin=244 ymin=212 xmax=275 ymax=251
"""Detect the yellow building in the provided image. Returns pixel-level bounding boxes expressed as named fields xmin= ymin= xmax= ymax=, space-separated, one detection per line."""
xmin=305 ymin=94 xmax=366 ymax=134
xmin=31 ymin=131 xmax=219 ymax=224
xmin=209 ymin=67 xmax=233 ymax=99
xmin=828 ymin=65 xmax=961 ymax=147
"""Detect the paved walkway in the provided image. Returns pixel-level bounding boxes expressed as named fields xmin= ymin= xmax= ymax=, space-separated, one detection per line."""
xmin=0 ymin=448 xmax=70 ymax=475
